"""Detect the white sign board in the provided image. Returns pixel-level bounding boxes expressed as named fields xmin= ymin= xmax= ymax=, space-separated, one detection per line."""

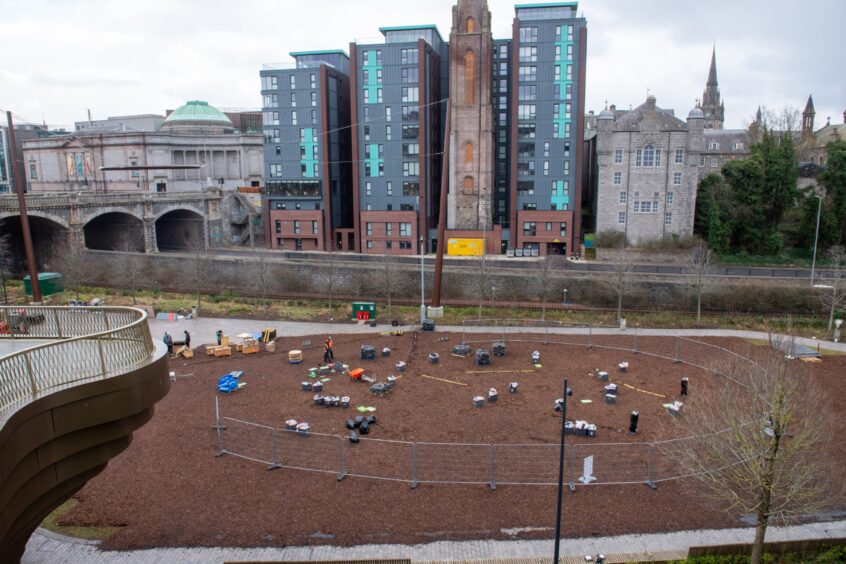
xmin=579 ymin=454 xmax=596 ymax=484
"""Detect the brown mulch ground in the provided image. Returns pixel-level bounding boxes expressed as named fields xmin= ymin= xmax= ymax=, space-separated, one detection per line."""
xmin=60 ymin=331 xmax=846 ymax=550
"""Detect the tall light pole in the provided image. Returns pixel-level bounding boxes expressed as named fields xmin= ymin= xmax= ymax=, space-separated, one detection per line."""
xmin=810 ymin=194 xmax=823 ymax=286
xmin=419 ymin=236 xmax=426 ymax=323
xmin=553 ymin=377 xmax=570 ymax=564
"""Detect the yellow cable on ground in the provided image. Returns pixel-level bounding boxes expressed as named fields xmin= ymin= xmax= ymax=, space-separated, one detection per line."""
xmin=619 ymin=381 xmax=667 ymax=398
xmin=464 ymin=369 xmax=538 ymax=374
xmin=421 ymin=374 xmax=468 ymax=386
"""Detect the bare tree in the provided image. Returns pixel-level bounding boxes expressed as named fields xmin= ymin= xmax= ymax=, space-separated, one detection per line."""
xmin=0 ymin=233 xmax=12 ymax=303
xmin=819 ymin=245 xmax=846 ymax=334
xmin=252 ymin=251 xmax=273 ymax=318
xmin=378 ymin=252 xmax=399 ymax=318
xmin=322 ymin=243 xmax=338 ymax=320
xmin=686 ymin=241 xmax=717 ymax=322
xmin=56 ymin=230 xmax=86 ymax=301
xmin=535 ymin=255 xmax=558 ymax=321
xmin=116 ymin=232 xmax=145 ymax=305
xmin=187 ymin=238 xmax=210 ymax=316
xmin=601 ymin=258 xmax=633 ymax=323
xmin=676 ymin=337 xmax=838 ymax=564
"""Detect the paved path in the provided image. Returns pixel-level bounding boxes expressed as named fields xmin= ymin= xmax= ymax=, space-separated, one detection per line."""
xmin=148 ymin=315 xmax=846 ymax=354
xmin=22 ymin=518 xmax=846 ymax=563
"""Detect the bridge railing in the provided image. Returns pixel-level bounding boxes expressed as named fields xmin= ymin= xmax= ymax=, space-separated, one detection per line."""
xmin=0 ymin=306 xmax=154 ymax=421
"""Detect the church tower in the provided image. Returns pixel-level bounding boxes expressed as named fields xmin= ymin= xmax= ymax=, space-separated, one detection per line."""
xmin=802 ymin=95 xmax=815 ymax=137
xmin=447 ymin=0 xmax=495 ymax=231
xmin=701 ymin=47 xmax=724 ymax=130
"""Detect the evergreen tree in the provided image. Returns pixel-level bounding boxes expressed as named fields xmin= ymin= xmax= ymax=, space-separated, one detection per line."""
xmin=819 ymin=141 xmax=846 ymax=242
xmin=722 ymin=158 xmax=766 ymax=253
xmin=752 ymin=130 xmax=799 ymax=231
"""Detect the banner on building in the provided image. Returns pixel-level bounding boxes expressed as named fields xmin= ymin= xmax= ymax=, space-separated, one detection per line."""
xmin=83 ymin=153 xmax=94 ymax=176
xmin=447 ymin=238 xmax=484 ymax=256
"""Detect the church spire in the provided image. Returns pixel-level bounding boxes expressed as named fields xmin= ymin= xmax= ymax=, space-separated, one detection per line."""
xmin=707 ymin=46 xmax=718 ymax=86
xmin=701 ymin=46 xmax=724 ymax=129
xmin=802 ymin=94 xmax=816 ymax=136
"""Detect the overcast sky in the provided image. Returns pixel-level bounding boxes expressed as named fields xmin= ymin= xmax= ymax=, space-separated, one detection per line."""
xmin=1 ymin=0 xmax=843 ymax=131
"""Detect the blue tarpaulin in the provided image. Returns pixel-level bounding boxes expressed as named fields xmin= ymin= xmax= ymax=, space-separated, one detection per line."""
xmin=217 ymin=371 xmax=245 ymax=393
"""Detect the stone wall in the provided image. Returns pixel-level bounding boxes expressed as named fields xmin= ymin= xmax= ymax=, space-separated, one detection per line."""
xmin=75 ymin=249 xmax=822 ymax=316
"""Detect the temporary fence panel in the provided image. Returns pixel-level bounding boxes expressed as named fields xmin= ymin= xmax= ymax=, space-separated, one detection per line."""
xmin=221 ymin=417 xmax=275 ymax=466
xmin=492 ymin=444 xmax=559 ymax=485
xmin=571 ymin=442 xmax=651 ymax=486
xmin=343 ymin=436 xmax=415 ymax=483
xmin=275 ymin=428 xmax=343 ymax=476
xmin=415 ymin=442 xmax=493 ymax=485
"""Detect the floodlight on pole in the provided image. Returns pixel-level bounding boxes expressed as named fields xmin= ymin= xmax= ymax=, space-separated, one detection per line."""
xmin=419 ymin=236 xmax=426 ymax=324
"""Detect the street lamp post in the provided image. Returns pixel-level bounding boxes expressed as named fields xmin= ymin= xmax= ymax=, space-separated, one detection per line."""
xmin=810 ymin=195 xmax=823 ymax=286
xmin=553 ymin=377 xmax=570 ymax=564
xmin=419 ymin=236 xmax=426 ymax=324
xmin=563 ymin=288 xmax=568 ymax=305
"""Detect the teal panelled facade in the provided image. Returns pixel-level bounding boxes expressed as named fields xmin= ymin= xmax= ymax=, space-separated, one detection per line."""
xmin=553 ymin=24 xmax=573 ymax=139
xmin=363 ymin=50 xmax=382 ymax=104
xmin=364 ymin=143 xmax=384 ymax=178
xmin=300 ymin=127 xmax=318 ymax=178
xmin=550 ymin=179 xmax=569 ymax=210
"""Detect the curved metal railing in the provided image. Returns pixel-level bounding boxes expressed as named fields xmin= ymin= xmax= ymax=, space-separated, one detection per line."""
xmin=0 ymin=306 xmax=155 ymax=420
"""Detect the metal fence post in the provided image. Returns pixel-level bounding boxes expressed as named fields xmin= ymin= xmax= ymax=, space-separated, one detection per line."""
xmin=588 ymin=326 xmax=593 ymax=349
xmin=544 ymin=324 xmax=549 ymax=345
xmin=568 ymin=442 xmax=576 ymax=491
xmin=632 ymin=326 xmax=638 ymax=353
xmin=53 ymin=309 xmax=63 ymax=339
xmin=645 ymin=443 xmax=657 ymax=489
xmin=410 ymin=443 xmax=419 ymax=489
xmin=673 ymin=336 xmax=681 ymax=364
xmin=215 ymin=410 xmax=226 ymax=457
xmin=23 ymin=353 xmax=37 ymax=396
xmin=97 ymin=337 xmax=107 ymax=376
xmin=268 ymin=428 xmax=282 ymax=470
xmin=337 ymin=436 xmax=347 ymax=480
xmin=489 ymin=445 xmax=497 ymax=490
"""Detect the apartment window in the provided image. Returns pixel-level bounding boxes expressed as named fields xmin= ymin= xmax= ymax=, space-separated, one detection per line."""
xmin=386 ymin=223 xmax=393 ymax=236
xmin=523 ymin=222 xmax=537 ymax=236
xmin=517 ymin=161 xmax=535 ymax=176
xmin=555 ymin=45 xmax=561 ymax=61
xmin=364 ymin=125 xmax=370 ymax=141
xmin=265 ymin=129 xmax=280 ymax=143
xmin=269 ymin=164 xmax=282 ymax=177
xmin=363 ymin=107 xmax=370 ymax=121
xmin=554 ymin=65 xmax=561 ymax=81
xmin=618 ymin=212 xmax=626 ymax=224
xmin=402 ymin=124 xmax=419 ymax=139
xmin=560 ymin=222 xmax=567 ymax=237
xmin=366 ymin=223 xmax=373 ymax=236
xmin=310 ymin=92 xmax=317 ymax=107
xmin=543 ymin=161 xmax=549 ymax=175
xmin=567 ymin=44 xmax=573 ymax=60
xmin=545 ymin=222 xmax=553 ymax=231
xmin=711 ymin=157 xmax=718 ymax=167
xmin=708 ymin=142 xmax=719 ymax=150
xmin=519 ymin=27 xmax=538 ymax=42
xmin=499 ymin=45 xmax=508 ymax=58
xmin=614 ymin=148 xmax=623 ymax=164
xmin=377 ymin=88 xmax=383 ymax=103
xmin=377 ymin=69 xmax=383 ymax=84
xmin=289 ymin=75 xmax=296 ymax=89
xmin=385 ymin=106 xmax=392 ymax=121
xmin=666 ymin=192 xmax=674 ymax=205
xmin=519 ymin=46 xmax=538 ymax=62
xmin=675 ymin=148 xmax=684 ymax=164
xmin=290 ymin=92 xmax=297 ymax=107
xmin=518 ymin=124 xmax=536 ymax=139
xmin=366 ymin=240 xmax=373 ymax=249
xmin=386 ymin=181 xmax=393 ymax=196
xmin=614 ymin=172 xmax=622 ymax=185
xmin=543 ymin=142 xmax=550 ymax=157
xmin=400 ymin=48 xmax=418 ymax=65
xmin=700 ymin=155 xmax=706 ymax=166
xmin=310 ymin=74 xmax=316 ymax=88
xmin=518 ymin=85 xmax=537 ymax=101
xmin=518 ymin=105 xmax=536 ymax=120
xmin=261 ymin=75 xmax=278 ymax=90
xmin=402 ymin=143 xmax=420 ymax=157
xmin=523 ymin=203 xmax=537 ymax=211
xmin=386 ymin=125 xmax=392 ymax=140
xmin=566 ymin=64 xmax=572 ymax=80
xmin=517 ymin=181 xmax=534 ymax=194
xmin=568 ymin=24 xmax=574 ymax=40
xmin=365 ymin=181 xmax=372 ymax=196
xmin=518 ymin=143 xmax=535 ymax=158
xmin=402 ymin=106 xmax=419 ymax=121
xmin=401 ymin=67 xmax=418 ymax=84
xmin=402 ymin=162 xmax=419 ymax=176
xmin=518 ymin=65 xmax=537 ymax=82
xmin=363 ymin=89 xmax=369 ymax=104
xmin=400 ymin=203 xmax=414 ymax=211
xmin=665 ymin=212 xmax=673 ymax=225
xmin=399 ymin=222 xmax=411 ymax=236
xmin=274 ymin=220 xmax=281 ymax=234
xmin=673 ymin=172 xmax=682 ymax=185
xmin=619 ymin=191 xmax=627 ymax=204
xmin=401 ymin=87 xmax=419 ymax=103
xmin=291 ymin=110 xmax=297 ymax=125
xmin=311 ymin=110 xmax=317 ymax=124
xmin=263 ymin=111 xmax=279 ymax=126
xmin=732 ymin=142 xmax=745 ymax=150
xmin=293 ymin=220 xmax=301 ymax=234
xmin=263 ymin=94 xmax=278 ymax=107
xmin=312 ymin=221 xmax=319 ymax=234
xmin=637 ymin=145 xmax=654 ymax=167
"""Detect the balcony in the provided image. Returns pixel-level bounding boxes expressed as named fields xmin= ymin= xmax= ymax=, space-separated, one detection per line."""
xmin=0 ymin=306 xmax=169 ymax=563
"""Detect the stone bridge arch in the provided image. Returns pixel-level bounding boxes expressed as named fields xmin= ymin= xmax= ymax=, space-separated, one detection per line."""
xmin=82 ymin=211 xmax=146 ymax=252
xmin=0 ymin=212 xmax=70 ymax=272
xmin=154 ymin=208 xmax=206 ymax=252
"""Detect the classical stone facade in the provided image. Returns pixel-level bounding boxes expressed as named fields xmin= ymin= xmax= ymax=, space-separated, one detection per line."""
xmin=448 ymin=0 xmax=496 ymax=231
xmin=594 ymin=96 xmax=703 ymax=244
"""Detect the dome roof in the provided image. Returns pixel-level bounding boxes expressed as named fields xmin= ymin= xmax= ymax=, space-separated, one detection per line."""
xmin=598 ymin=108 xmax=614 ymax=120
xmin=163 ymin=101 xmax=232 ymax=126
xmin=688 ymin=107 xmax=705 ymax=119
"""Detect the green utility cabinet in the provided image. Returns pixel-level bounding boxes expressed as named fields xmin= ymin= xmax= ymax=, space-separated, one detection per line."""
xmin=24 ymin=272 xmax=64 ymax=296
xmin=352 ymin=301 xmax=376 ymax=320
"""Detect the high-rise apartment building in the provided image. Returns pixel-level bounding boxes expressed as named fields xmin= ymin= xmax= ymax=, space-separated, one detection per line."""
xmin=349 ymin=26 xmax=448 ymax=254
xmin=261 ymin=51 xmax=353 ymax=251
xmin=259 ymin=0 xmax=587 ymax=256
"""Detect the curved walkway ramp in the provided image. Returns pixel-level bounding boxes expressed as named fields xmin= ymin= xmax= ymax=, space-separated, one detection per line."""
xmin=0 ymin=306 xmax=169 ymax=563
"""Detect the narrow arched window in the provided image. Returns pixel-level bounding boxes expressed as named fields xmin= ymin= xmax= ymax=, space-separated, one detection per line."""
xmin=642 ymin=144 xmax=655 ymax=167
xmin=463 ymin=176 xmax=474 ymax=194
xmin=464 ymin=50 xmax=475 ymax=104
xmin=464 ymin=141 xmax=473 ymax=170
xmin=466 ymin=17 xmax=475 ymax=33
